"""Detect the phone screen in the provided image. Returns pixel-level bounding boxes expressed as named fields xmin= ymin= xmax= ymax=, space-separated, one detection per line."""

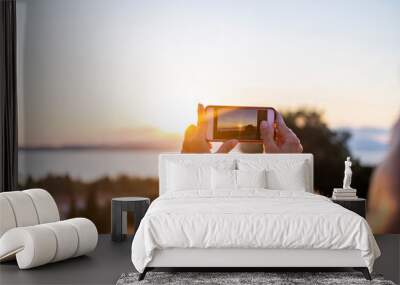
xmin=209 ymin=107 xmax=274 ymax=141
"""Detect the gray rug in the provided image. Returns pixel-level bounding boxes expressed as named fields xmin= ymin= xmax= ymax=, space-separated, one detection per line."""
xmin=116 ymin=272 xmax=396 ymax=285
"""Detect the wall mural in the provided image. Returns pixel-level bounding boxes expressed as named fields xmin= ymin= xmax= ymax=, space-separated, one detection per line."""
xmin=16 ymin=0 xmax=400 ymax=233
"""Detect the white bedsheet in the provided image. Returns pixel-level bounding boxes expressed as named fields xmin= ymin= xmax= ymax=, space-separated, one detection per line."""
xmin=131 ymin=190 xmax=380 ymax=273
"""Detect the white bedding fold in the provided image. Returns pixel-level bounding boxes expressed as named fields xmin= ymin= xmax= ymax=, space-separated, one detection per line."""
xmin=131 ymin=190 xmax=380 ymax=273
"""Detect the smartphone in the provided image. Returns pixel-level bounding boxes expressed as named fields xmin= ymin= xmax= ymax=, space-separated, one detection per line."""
xmin=205 ymin=105 xmax=276 ymax=142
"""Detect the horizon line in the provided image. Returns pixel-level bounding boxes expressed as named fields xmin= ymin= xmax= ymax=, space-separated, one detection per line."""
xmin=18 ymin=143 xmax=179 ymax=152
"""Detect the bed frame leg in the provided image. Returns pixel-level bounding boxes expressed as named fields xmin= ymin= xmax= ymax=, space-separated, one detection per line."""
xmin=354 ymin=267 xmax=371 ymax=280
xmin=138 ymin=268 xmax=148 ymax=281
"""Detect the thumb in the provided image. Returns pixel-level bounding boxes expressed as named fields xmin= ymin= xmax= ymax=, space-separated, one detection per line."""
xmin=260 ymin=120 xmax=279 ymax=153
xmin=216 ymin=139 xmax=239 ymax=153
xmin=276 ymin=112 xmax=292 ymax=137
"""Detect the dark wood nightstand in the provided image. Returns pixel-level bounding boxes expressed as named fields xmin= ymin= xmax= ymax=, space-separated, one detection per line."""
xmin=331 ymin=198 xmax=366 ymax=218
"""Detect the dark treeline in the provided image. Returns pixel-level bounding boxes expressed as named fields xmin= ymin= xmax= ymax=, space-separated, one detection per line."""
xmin=20 ymin=175 xmax=158 ymax=234
xmin=284 ymin=109 xmax=373 ymax=197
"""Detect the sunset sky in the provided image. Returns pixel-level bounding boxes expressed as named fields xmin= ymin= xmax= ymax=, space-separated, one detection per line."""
xmin=17 ymin=0 xmax=399 ymax=147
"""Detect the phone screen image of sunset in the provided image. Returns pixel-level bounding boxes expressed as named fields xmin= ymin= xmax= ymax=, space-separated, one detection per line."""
xmin=215 ymin=109 xmax=259 ymax=140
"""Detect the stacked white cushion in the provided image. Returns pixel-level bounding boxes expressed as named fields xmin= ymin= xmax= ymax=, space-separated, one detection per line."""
xmin=237 ymin=158 xmax=310 ymax=191
xmin=211 ymin=169 xmax=268 ymax=190
xmin=167 ymin=163 xmax=212 ymax=191
xmin=236 ymin=169 xmax=267 ymax=189
xmin=162 ymin=155 xmax=310 ymax=192
xmin=266 ymin=162 xmax=307 ymax=191
xmin=0 ymin=189 xmax=98 ymax=269
xmin=166 ymin=158 xmax=236 ymax=192
xmin=159 ymin=154 xmax=314 ymax=194
xmin=211 ymin=168 xmax=236 ymax=190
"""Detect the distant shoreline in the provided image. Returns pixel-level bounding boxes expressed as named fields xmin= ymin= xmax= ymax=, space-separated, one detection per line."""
xmin=18 ymin=145 xmax=179 ymax=152
xmin=18 ymin=147 xmax=385 ymax=167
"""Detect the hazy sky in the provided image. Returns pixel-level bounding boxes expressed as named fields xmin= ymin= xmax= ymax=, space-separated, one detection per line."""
xmin=17 ymin=0 xmax=400 ymax=146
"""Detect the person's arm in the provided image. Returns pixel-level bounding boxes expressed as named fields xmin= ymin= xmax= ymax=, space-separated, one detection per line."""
xmin=368 ymin=118 xmax=400 ymax=233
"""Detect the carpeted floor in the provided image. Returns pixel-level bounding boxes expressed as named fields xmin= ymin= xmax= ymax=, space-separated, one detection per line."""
xmin=117 ymin=272 xmax=396 ymax=285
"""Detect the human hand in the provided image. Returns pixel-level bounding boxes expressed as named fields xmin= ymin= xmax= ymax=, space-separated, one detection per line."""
xmin=181 ymin=104 xmax=238 ymax=153
xmin=260 ymin=112 xmax=303 ymax=153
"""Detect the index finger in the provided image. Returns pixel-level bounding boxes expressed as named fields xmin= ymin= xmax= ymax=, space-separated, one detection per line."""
xmin=276 ymin=112 xmax=292 ymax=136
xmin=197 ymin=103 xmax=207 ymax=135
xmin=260 ymin=120 xmax=279 ymax=153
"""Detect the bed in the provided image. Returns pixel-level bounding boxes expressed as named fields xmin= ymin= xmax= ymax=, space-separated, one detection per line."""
xmin=131 ymin=153 xmax=380 ymax=280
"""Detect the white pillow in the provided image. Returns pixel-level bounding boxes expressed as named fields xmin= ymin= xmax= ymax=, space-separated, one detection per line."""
xmin=266 ymin=161 xmax=307 ymax=191
xmin=166 ymin=162 xmax=211 ymax=191
xmin=236 ymin=169 xmax=267 ymax=189
xmin=211 ymin=168 xmax=236 ymax=190
xmin=237 ymin=158 xmax=309 ymax=191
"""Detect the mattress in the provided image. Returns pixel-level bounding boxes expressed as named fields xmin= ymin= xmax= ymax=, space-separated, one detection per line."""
xmin=131 ymin=190 xmax=380 ymax=273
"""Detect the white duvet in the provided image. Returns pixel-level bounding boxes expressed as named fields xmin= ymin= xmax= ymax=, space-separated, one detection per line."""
xmin=131 ymin=190 xmax=380 ymax=273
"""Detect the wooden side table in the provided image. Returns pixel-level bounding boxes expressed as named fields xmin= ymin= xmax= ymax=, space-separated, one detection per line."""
xmin=111 ymin=197 xmax=150 ymax=242
xmin=331 ymin=198 xmax=366 ymax=218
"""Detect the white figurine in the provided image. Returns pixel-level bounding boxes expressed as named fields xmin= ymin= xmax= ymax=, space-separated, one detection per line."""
xmin=343 ymin=157 xmax=353 ymax=189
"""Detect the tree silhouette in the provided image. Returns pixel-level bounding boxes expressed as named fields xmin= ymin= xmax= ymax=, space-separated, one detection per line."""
xmin=240 ymin=108 xmax=373 ymax=197
xmin=283 ymin=109 xmax=372 ymax=197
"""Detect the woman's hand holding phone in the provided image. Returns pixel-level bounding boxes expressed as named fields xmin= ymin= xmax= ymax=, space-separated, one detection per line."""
xmin=181 ymin=104 xmax=239 ymax=153
xmin=260 ymin=113 xmax=303 ymax=153
xmin=181 ymin=103 xmax=302 ymax=154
